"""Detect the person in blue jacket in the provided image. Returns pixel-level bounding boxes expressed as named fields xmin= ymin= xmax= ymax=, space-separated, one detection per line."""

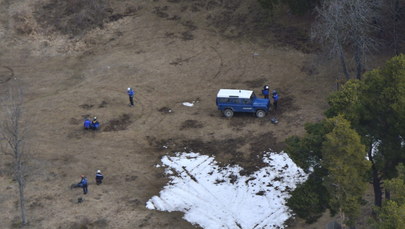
xmin=83 ymin=118 xmax=91 ymax=129
xmin=272 ymin=90 xmax=279 ymax=111
xmin=78 ymin=175 xmax=88 ymax=194
xmin=127 ymin=87 xmax=135 ymax=106
xmin=90 ymin=117 xmax=99 ymax=130
xmin=262 ymin=85 xmax=270 ymax=99
xmin=95 ymin=170 xmax=104 ymax=185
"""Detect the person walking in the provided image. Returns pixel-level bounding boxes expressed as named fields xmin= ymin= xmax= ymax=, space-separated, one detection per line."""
xmin=262 ymin=85 xmax=270 ymax=99
xmin=95 ymin=170 xmax=104 ymax=185
xmin=272 ymin=90 xmax=279 ymax=111
xmin=127 ymin=87 xmax=135 ymax=106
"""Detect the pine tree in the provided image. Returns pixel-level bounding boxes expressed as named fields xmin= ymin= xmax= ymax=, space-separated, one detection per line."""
xmin=321 ymin=116 xmax=370 ymax=227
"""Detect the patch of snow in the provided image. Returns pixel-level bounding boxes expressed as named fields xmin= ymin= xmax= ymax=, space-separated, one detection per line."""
xmin=146 ymin=151 xmax=308 ymax=229
xmin=370 ymin=140 xmax=381 ymax=159
xmin=182 ymin=102 xmax=194 ymax=107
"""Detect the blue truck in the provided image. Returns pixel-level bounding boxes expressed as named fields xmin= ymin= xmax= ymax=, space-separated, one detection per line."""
xmin=216 ymin=89 xmax=271 ymax=118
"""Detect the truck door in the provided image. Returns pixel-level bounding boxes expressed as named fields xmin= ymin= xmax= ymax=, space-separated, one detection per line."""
xmin=241 ymin=99 xmax=253 ymax=112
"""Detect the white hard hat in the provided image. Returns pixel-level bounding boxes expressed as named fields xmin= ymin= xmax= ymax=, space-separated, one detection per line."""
xmin=97 ymin=170 xmax=101 ymax=173
xmin=94 ymin=117 xmax=97 ymax=120
xmin=128 ymin=87 xmax=131 ymax=91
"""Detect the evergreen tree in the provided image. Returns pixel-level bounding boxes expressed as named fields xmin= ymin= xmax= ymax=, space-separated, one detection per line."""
xmin=325 ymin=54 xmax=405 ymax=207
xmin=374 ymin=201 xmax=405 ymax=229
xmin=321 ymin=116 xmax=370 ymax=226
xmin=374 ymin=164 xmax=405 ymax=229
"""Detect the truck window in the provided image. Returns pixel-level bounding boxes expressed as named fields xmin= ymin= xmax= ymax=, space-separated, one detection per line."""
xmin=250 ymin=93 xmax=256 ymax=99
xmin=242 ymin=99 xmax=252 ymax=104
xmin=230 ymin=98 xmax=240 ymax=104
xmin=218 ymin=98 xmax=230 ymax=103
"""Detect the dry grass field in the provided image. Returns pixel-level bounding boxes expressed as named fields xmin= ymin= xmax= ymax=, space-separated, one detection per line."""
xmin=0 ymin=0 xmax=353 ymax=228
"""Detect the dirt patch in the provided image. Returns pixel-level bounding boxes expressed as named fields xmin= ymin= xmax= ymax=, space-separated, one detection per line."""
xmin=148 ymin=136 xmax=246 ymax=156
xmin=153 ymin=6 xmax=169 ymax=18
xmin=98 ymin=100 xmax=108 ymax=108
xmin=269 ymin=24 xmax=317 ymax=53
xmin=69 ymin=117 xmax=81 ymax=125
xmin=79 ymin=104 xmax=94 ymax=110
xmin=103 ymin=114 xmax=132 ymax=132
xmin=69 ymin=217 xmax=108 ymax=229
xmin=244 ymin=78 xmax=268 ymax=88
xmin=125 ymin=175 xmax=138 ymax=182
xmin=11 ymin=12 xmax=34 ymax=35
xmin=35 ymin=0 xmax=110 ymax=36
xmin=228 ymin=113 xmax=269 ymax=128
xmin=301 ymin=61 xmax=319 ymax=76
xmin=158 ymin=107 xmax=173 ymax=114
xmin=149 ymin=136 xmax=272 ymax=174
xmin=180 ymin=120 xmax=204 ymax=130
xmin=181 ymin=20 xmax=197 ymax=31
xmin=249 ymin=131 xmax=283 ymax=153
xmin=181 ymin=31 xmax=194 ymax=41
xmin=0 ymin=66 xmax=13 ymax=84
xmin=170 ymin=57 xmax=191 ymax=66
xmin=274 ymin=93 xmax=299 ymax=115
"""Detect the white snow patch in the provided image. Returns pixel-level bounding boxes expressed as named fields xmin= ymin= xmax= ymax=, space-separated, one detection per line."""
xmin=146 ymin=151 xmax=308 ymax=229
xmin=370 ymin=140 xmax=381 ymax=159
xmin=182 ymin=102 xmax=194 ymax=107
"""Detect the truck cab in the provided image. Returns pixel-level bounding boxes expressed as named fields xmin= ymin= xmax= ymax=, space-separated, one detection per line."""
xmin=216 ymin=89 xmax=270 ymax=118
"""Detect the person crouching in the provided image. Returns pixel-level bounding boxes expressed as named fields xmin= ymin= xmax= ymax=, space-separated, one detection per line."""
xmin=95 ymin=170 xmax=104 ymax=185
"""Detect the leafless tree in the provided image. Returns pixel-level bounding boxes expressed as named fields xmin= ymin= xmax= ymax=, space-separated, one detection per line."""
xmin=379 ymin=0 xmax=405 ymax=55
xmin=0 ymin=87 xmax=28 ymax=225
xmin=311 ymin=0 xmax=378 ymax=80
xmin=311 ymin=0 xmax=350 ymax=80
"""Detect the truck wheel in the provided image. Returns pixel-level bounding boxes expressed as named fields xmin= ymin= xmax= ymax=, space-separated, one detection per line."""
xmin=256 ymin=110 xmax=266 ymax=118
xmin=223 ymin=109 xmax=234 ymax=118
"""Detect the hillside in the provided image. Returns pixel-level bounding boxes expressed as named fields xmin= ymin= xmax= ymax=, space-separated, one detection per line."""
xmin=0 ymin=0 xmax=339 ymax=228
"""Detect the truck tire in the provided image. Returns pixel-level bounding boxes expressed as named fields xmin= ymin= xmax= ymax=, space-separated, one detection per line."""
xmin=223 ymin=109 xmax=234 ymax=118
xmin=256 ymin=110 xmax=266 ymax=118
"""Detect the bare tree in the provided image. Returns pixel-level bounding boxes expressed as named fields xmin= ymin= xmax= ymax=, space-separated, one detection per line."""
xmin=379 ymin=0 xmax=405 ymax=55
xmin=311 ymin=0 xmax=378 ymax=80
xmin=0 ymin=87 xmax=28 ymax=225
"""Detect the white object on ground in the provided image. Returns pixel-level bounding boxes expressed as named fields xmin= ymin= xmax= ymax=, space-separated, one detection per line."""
xmin=182 ymin=102 xmax=194 ymax=107
xmin=146 ymin=151 xmax=308 ymax=229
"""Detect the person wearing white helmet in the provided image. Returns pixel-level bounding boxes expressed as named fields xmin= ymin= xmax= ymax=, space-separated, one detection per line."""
xmin=95 ymin=170 xmax=104 ymax=185
xmin=91 ymin=117 xmax=100 ymax=130
xmin=127 ymin=87 xmax=135 ymax=107
xmin=262 ymin=85 xmax=270 ymax=99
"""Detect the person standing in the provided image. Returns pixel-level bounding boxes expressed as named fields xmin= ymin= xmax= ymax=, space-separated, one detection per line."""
xmin=79 ymin=175 xmax=88 ymax=194
xmin=272 ymin=90 xmax=279 ymax=111
xmin=127 ymin=87 xmax=135 ymax=106
xmin=95 ymin=170 xmax=104 ymax=185
xmin=262 ymin=85 xmax=270 ymax=99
